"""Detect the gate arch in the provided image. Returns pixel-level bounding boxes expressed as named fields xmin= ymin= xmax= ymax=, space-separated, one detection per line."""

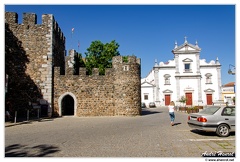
xmin=58 ymin=92 xmax=77 ymax=116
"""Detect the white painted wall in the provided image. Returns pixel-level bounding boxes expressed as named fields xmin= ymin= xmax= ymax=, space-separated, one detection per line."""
xmin=141 ymin=40 xmax=222 ymax=107
xmin=141 ymin=81 xmax=155 ymax=107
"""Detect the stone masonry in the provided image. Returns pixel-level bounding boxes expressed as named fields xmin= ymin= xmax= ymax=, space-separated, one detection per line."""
xmin=54 ymin=50 xmax=141 ymax=116
xmin=5 ymin=12 xmax=141 ymax=117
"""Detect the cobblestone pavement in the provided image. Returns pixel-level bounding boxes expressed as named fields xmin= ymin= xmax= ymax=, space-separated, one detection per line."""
xmin=5 ymin=107 xmax=236 ymax=158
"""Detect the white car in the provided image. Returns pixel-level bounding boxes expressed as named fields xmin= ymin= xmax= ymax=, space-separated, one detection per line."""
xmin=187 ymin=106 xmax=235 ymax=137
xmin=149 ymin=102 xmax=156 ymax=108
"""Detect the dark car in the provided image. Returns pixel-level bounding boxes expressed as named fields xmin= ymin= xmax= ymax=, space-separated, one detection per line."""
xmin=141 ymin=102 xmax=146 ymax=108
xmin=149 ymin=102 xmax=156 ymax=108
xmin=187 ymin=106 xmax=235 ymax=137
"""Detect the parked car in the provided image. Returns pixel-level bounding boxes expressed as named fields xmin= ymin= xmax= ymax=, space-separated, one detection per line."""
xmin=149 ymin=102 xmax=156 ymax=108
xmin=187 ymin=106 xmax=235 ymax=137
xmin=141 ymin=102 xmax=146 ymax=108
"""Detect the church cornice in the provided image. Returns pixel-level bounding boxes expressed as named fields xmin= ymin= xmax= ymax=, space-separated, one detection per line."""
xmin=204 ymin=88 xmax=215 ymax=92
xmin=158 ymin=66 xmax=176 ymax=69
xmin=200 ymin=64 xmax=221 ymax=68
xmin=172 ymin=50 xmax=200 ymax=54
xmin=175 ymin=75 xmax=202 ymax=79
xmin=141 ymin=80 xmax=155 ymax=87
xmin=182 ymin=58 xmax=193 ymax=62
xmin=162 ymin=89 xmax=173 ymax=93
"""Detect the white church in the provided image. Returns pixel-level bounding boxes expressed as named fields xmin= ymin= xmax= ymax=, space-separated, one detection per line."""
xmin=141 ymin=37 xmax=222 ymax=107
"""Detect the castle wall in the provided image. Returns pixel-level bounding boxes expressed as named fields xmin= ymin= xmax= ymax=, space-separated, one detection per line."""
xmin=54 ymin=55 xmax=141 ymax=116
xmin=6 ymin=11 xmax=141 ymax=117
xmin=5 ymin=12 xmax=65 ymax=117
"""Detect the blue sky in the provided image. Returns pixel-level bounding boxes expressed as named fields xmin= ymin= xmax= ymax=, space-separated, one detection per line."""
xmin=4 ymin=4 xmax=236 ymax=85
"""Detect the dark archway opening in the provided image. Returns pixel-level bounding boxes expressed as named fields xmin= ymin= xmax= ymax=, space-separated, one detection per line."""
xmin=61 ymin=95 xmax=74 ymax=116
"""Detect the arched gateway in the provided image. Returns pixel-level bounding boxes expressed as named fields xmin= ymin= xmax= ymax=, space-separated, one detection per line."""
xmin=58 ymin=92 xmax=77 ymax=116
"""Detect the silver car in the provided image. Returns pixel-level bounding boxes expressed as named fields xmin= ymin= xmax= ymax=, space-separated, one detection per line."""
xmin=187 ymin=106 xmax=235 ymax=137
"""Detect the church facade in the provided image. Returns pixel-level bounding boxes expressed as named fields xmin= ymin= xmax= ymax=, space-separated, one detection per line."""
xmin=142 ymin=38 xmax=222 ymax=107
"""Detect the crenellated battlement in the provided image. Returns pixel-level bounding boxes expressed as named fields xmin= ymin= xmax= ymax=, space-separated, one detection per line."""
xmin=54 ymin=55 xmax=140 ymax=77
xmin=5 ymin=12 xmax=65 ymax=43
xmin=53 ymin=18 xmax=65 ymax=42
xmin=112 ymin=55 xmax=141 ymax=65
xmin=23 ymin=12 xmax=37 ymax=25
xmin=5 ymin=12 xmax=18 ymax=24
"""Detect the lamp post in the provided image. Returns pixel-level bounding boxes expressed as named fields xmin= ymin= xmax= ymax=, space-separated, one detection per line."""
xmin=228 ymin=64 xmax=235 ymax=75
xmin=227 ymin=64 xmax=235 ymax=106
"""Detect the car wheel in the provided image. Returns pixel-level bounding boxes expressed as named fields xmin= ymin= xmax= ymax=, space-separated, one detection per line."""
xmin=216 ymin=124 xmax=230 ymax=137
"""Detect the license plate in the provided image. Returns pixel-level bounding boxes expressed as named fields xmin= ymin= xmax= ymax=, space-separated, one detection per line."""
xmin=190 ymin=116 xmax=197 ymax=120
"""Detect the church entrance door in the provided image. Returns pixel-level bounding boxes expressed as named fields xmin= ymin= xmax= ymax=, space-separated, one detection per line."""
xmin=206 ymin=94 xmax=213 ymax=105
xmin=165 ymin=95 xmax=171 ymax=106
xmin=185 ymin=93 xmax=192 ymax=105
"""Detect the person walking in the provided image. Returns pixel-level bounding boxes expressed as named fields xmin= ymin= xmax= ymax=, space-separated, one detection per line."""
xmin=168 ymin=101 xmax=175 ymax=126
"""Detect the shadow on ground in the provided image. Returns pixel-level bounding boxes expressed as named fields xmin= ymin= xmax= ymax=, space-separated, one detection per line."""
xmin=5 ymin=117 xmax=57 ymax=128
xmin=173 ymin=122 xmax=182 ymax=126
xmin=141 ymin=108 xmax=162 ymax=116
xmin=191 ymin=129 xmax=235 ymax=137
xmin=5 ymin=144 xmax=60 ymax=157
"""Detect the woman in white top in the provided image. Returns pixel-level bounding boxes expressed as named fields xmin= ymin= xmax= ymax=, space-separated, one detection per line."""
xmin=168 ymin=101 xmax=175 ymax=126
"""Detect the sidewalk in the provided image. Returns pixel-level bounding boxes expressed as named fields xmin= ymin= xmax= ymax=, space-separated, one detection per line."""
xmin=5 ymin=117 xmax=54 ymax=127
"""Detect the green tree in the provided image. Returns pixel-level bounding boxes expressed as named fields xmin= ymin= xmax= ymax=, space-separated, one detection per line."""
xmin=179 ymin=95 xmax=187 ymax=107
xmin=85 ymin=40 xmax=120 ymax=75
xmin=123 ymin=54 xmax=136 ymax=63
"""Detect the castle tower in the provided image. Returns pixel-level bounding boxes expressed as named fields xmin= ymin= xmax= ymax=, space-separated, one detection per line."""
xmin=112 ymin=56 xmax=141 ymax=115
xmin=5 ymin=12 xmax=65 ymax=117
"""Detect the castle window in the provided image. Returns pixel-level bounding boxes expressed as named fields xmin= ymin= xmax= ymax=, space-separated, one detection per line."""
xmin=164 ymin=74 xmax=171 ymax=85
xmin=123 ymin=65 xmax=129 ymax=71
xmin=205 ymin=73 xmax=212 ymax=84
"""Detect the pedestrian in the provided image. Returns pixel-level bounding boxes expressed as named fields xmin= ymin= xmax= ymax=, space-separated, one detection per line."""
xmin=168 ymin=101 xmax=175 ymax=126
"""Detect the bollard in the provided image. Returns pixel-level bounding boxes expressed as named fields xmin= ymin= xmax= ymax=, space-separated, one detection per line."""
xmin=38 ymin=109 xmax=39 ymax=119
xmin=14 ymin=111 xmax=17 ymax=123
xmin=27 ymin=110 xmax=29 ymax=121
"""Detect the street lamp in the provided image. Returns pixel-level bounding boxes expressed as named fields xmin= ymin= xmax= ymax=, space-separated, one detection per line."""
xmin=228 ymin=64 xmax=235 ymax=75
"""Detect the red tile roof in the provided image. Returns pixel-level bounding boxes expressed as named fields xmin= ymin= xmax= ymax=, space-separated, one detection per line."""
xmin=223 ymin=82 xmax=235 ymax=87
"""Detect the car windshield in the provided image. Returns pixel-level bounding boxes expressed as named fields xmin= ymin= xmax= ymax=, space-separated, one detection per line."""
xmin=199 ymin=106 xmax=220 ymax=115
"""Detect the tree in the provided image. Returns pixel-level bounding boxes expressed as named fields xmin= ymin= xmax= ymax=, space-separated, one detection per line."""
xmin=84 ymin=40 xmax=120 ymax=75
xmin=179 ymin=95 xmax=187 ymax=107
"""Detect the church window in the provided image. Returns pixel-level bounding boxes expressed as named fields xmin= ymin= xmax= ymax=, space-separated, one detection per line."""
xmin=184 ymin=63 xmax=191 ymax=72
xmin=144 ymin=94 xmax=149 ymax=100
xmin=182 ymin=58 xmax=193 ymax=73
xmin=164 ymin=74 xmax=171 ymax=85
xmin=205 ymin=73 xmax=212 ymax=84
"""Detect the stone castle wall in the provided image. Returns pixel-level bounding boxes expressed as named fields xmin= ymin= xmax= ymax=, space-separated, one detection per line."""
xmin=54 ymin=54 xmax=141 ymax=116
xmin=5 ymin=12 xmax=141 ymax=117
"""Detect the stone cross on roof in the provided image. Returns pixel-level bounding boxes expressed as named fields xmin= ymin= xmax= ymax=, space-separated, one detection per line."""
xmin=184 ymin=36 xmax=188 ymax=43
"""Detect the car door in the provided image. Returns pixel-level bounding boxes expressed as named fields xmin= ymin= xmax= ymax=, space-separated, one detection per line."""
xmin=221 ymin=107 xmax=235 ymax=131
